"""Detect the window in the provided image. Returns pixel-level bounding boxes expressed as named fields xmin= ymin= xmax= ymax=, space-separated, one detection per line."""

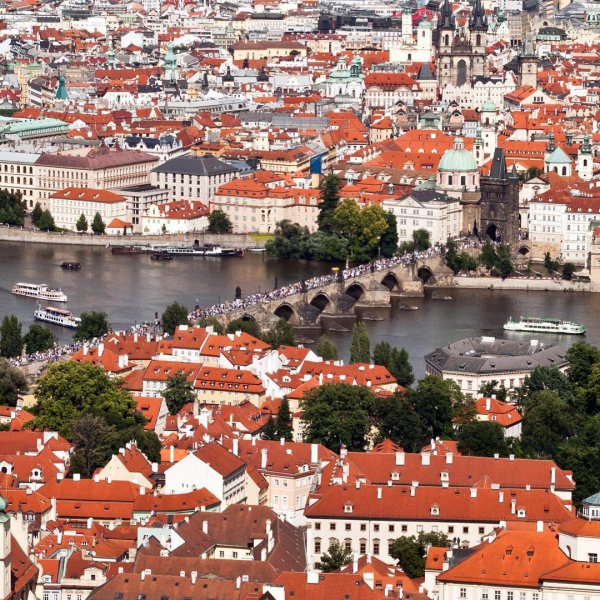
xmin=482 ymin=591 xmax=489 ymax=600
xmin=589 ymin=553 xmax=598 ymax=562
xmin=345 ymin=523 xmax=351 ymax=531
xmin=463 ymin=526 xmax=469 ymax=534
xmin=314 ymin=539 xmax=321 ymax=553
xmin=507 ymin=593 xmax=513 ymax=600
xmin=460 ymin=588 xmax=467 ymax=599
xmin=360 ymin=523 xmax=366 ymax=531
xmin=448 ymin=526 xmax=454 ymax=534
xmin=402 ymin=525 xmax=408 ymax=532
xmin=389 ymin=525 xmax=395 ymax=533
xmin=495 ymin=592 xmax=501 ymax=600
xmin=233 ymin=552 xmax=238 ymax=558
xmin=479 ymin=527 xmax=484 ymax=534
xmin=330 ymin=523 xmax=336 ymax=530
xmin=360 ymin=539 xmax=367 ymax=553
xmin=219 ymin=551 xmax=224 ymax=557
xmin=417 ymin=525 xmax=423 ymax=533
xmin=315 ymin=522 xmax=321 ymax=530
xmin=519 ymin=593 xmax=526 ymax=600
xmin=373 ymin=540 xmax=380 ymax=555
xmin=374 ymin=524 xmax=380 ymax=532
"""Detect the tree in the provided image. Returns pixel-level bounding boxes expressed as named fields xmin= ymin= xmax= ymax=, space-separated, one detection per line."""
xmin=445 ymin=239 xmax=461 ymax=274
xmin=301 ymin=384 xmax=375 ymax=451
xmin=495 ymin=244 xmax=513 ymax=279
xmin=410 ymin=376 xmax=464 ymax=438
xmin=390 ymin=532 xmax=449 ymax=578
xmin=208 ymin=210 xmax=233 ymax=234
xmin=479 ymin=242 xmax=498 ymax=270
xmin=566 ymin=342 xmax=600 ymax=389
xmin=196 ymin=316 xmax=226 ymax=334
xmin=380 ymin=211 xmax=398 ymax=258
xmin=562 ymin=262 xmax=576 ymax=281
xmin=373 ymin=341 xmax=393 ymax=368
xmin=134 ymin=429 xmax=161 ymax=463
xmin=266 ymin=221 xmax=312 ymax=260
xmin=36 ymin=209 xmax=56 ymax=232
xmin=389 ymin=347 xmax=414 ymax=387
xmin=0 ymin=191 xmax=25 ymax=226
xmin=76 ymin=213 xmax=88 ymax=232
xmin=91 ymin=212 xmax=105 ymax=235
xmin=74 ymin=311 xmax=109 ymax=341
xmin=24 ymin=324 xmax=55 ymax=354
xmin=0 ymin=315 xmax=23 ymax=358
xmin=316 ymin=542 xmax=352 ymax=572
xmin=318 ymin=174 xmax=341 ymax=234
xmin=349 ymin=321 xmax=370 ymax=364
xmin=70 ymin=414 xmax=116 ymax=477
xmin=307 ymin=231 xmax=349 ymax=262
xmin=457 ymin=421 xmax=510 ymax=457
xmin=31 ymin=202 xmax=43 ymax=226
xmin=315 ymin=337 xmax=338 ymax=360
xmin=264 ymin=319 xmax=295 ymax=349
xmin=519 ymin=366 xmax=574 ymax=406
xmin=33 ymin=362 xmax=136 ymax=438
xmin=261 ymin=416 xmax=278 ymax=440
xmin=544 ymin=252 xmax=559 ymax=273
xmin=161 ymin=303 xmax=189 ymax=335
xmin=163 ymin=370 xmax=196 ymax=415
xmin=226 ymin=318 xmax=262 ymax=339
xmin=374 ymin=394 xmax=425 ymax=451
xmin=0 ymin=358 xmax=27 ymax=406
xmin=276 ymin=397 xmax=293 ymax=441
xmin=458 ymin=251 xmax=478 ymax=272
xmin=412 ymin=228 xmax=431 ymax=251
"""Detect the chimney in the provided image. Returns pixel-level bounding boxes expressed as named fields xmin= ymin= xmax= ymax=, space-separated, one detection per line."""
xmin=280 ymin=437 xmax=285 ymax=446
xmin=307 ymin=570 xmax=319 ymax=584
xmin=445 ymin=452 xmax=453 ymax=464
xmin=377 ymin=487 xmax=382 ymax=500
xmin=509 ymin=454 xmax=515 ymax=461
xmin=73 ymin=473 xmax=81 ymax=481
xmin=98 ymin=342 xmax=104 ymax=357
xmin=395 ymin=451 xmax=405 ymax=466
xmin=550 ymin=466 xmax=556 ymax=485
xmin=510 ymin=498 xmax=516 ymax=514
xmin=310 ymin=443 xmax=318 ymax=464
xmin=536 ymin=520 xmax=544 ymax=532
xmin=202 ymin=520 xmax=208 ymax=534
xmin=485 ymin=397 xmax=491 ymax=411
xmin=261 ymin=448 xmax=268 ymax=469
xmin=170 ymin=445 xmax=175 ymax=463
xmin=499 ymin=491 xmax=504 ymax=503
xmin=236 ymin=576 xmax=241 ymax=589
xmin=191 ymin=571 xmax=197 ymax=584
xmin=232 ymin=437 xmax=239 ymax=456
xmin=470 ymin=488 xmax=477 ymax=498
xmin=140 ymin=486 xmax=146 ymax=495
xmin=421 ymin=452 xmax=431 ymax=466
xmin=353 ymin=553 xmax=359 ymax=573
xmin=410 ymin=485 xmax=416 ymax=496
xmin=355 ymin=479 xmax=361 ymax=489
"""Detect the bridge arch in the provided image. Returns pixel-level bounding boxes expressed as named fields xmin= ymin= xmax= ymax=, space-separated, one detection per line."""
xmin=518 ymin=244 xmax=530 ymax=256
xmin=309 ymin=292 xmax=332 ymax=313
xmin=240 ymin=313 xmax=257 ymax=323
xmin=345 ymin=282 xmax=366 ymax=301
xmin=381 ymin=271 xmax=402 ymax=291
xmin=273 ymin=303 xmax=297 ymax=322
xmin=417 ymin=265 xmax=435 ymax=284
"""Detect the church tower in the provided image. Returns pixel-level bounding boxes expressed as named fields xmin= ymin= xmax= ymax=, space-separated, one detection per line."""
xmin=519 ymin=31 xmax=539 ymax=88
xmin=479 ymin=149 xmax=520 ymax=243
xmin=578 ymin=134 xmax=593 ymax=181
xmin=436 ymin=0 xmax=455 ymax=88
xmin=0 ymin=497 xmax=11 ymax=600
xmin=402 ymin=5 xmax=413 ymax=45
xmin=469 ymin=0 xmax=487 ymax=79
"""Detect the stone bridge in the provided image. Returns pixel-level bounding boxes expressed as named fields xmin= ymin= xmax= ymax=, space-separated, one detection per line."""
xmin=220 ymin=254 xmax=456 ymax=328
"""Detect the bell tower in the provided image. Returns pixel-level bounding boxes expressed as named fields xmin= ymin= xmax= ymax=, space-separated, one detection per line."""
xmin=519 ymin=32 xmax=538 ymax=88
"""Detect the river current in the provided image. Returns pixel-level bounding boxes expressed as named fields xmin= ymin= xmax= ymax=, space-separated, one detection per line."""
xmin=2 ymin=241 xmax=599 ymax=379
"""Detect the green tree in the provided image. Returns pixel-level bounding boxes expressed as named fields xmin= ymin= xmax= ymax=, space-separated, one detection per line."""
xmin=495 ymin=244 xmax=513 ymax=279
xmin=37 ymin=209 xmax=56 ymax=232
xmin=24 ymin=324 xmax=55 ymax=354
xmin=582 ymin=362 xmax=600 ymax=414
xmin=33 ymin=362 xmax=136 ymax=438
xmin=380 ymin=211 xmax=398 ymax=258
xmin=412 ymin=228 xmax=431 ymax=251
xmin=266 ymin=220 xmax=312 ymax=260
xmin=389 ymin=347 xmax=414 ymax=387
xmin=0 ymin=358 xmax=27 ymax=406
xmin=562 ymin=263 xmax=576 ymax=281
xmin=374 ymin=393 xmax=425 ymax=451
xmin=91 ymin=212 xmax=105 ymax=234
xmin=134 ymin=429 xmax=161 ymax=463
xmin=316 ymin=542 xmax=352 ymax=572
xmin=411 ymin=376 xmax=464 ymax=438
xmin=318 ymin=174 xmax=342 ymax=233
xmin=315 ymin=337 xmax=338 ymax=360
xmin=264 ymin=319 xmax=295 ymax=348
xmin=226 ymin=318 xmax=262 ymax=339
xmin=0 ymin=315 xmax=24 ymax=358
xmin=519 ymin=367 xmax=574 ymax=406
xmin=76 ymin=213 xmax=88 ymax=232
xmin=163 ymin=371 xmax=196 ymax=415
xmin=521 ymin=390 xmax=577 ymax=457
xmin=566 ymin=342 xmax=600 ymax=389
xmin=31 ymin=202 xmax=43 ymax=226
xmin=195 ymin=316 xmax=226 ymax=334
xmin=479 ymin=242 xmax=498 ymax=270
xmin=445 ymin=239 xmax=461 ymax=273
xmin=349 ymin=321 xmax=370 ymax=364
xmin=69 ymin=414 xmax=116 ymax=477
xmin=544 ymin=252 xmax=559 ymax=273
xmin=261 ymin=416 xmax=278 ymax=440
xmin=390 ymin=533 xmax=449 ymax=578
xmin=161 ymin=303 xmax=189 ymax=335
xmin=458 ymin=251 xmax=478 ymax=272
xmin=0 ymin=191 xmax=25 ymax=226
xmin=74 ymin=311 xmax=109 ymax=341
xmin=373 ymin=341 xmax=392 ymax=368
xmin=457 ymin=421 xmax=510 ymax=457
xmin=207 ymin=209 xmax=233 ymax=234
xmin=276 ymin=397 xmax=293 ymax=441
xmin=307 ymin=231 xmax=349 ymax=261
xmin=301 ymin=384 xmax=375 ymax=451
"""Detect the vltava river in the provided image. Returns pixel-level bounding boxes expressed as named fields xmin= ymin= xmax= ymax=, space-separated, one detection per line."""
xmin=2 ymin=241 xmax=599 ymax=378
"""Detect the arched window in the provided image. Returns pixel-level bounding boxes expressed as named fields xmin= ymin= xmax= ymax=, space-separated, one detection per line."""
xmin=476 ymin=34 xmax=481 ymax=46
xmin=444 ymin=34 xmax=450 ymax=46
xmin=562 ymin=166 xmax=567 ymax=176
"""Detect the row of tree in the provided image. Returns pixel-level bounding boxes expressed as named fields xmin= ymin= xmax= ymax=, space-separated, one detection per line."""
xmin=266 ymin=176 xmax=399 ymax=263
xmin=0 ymin=190 xmax=26 ymax=226
xmin=31 ymin=203 xmax=106 ymax=234
xmin=445 ymin=240 xmax=514 ymax=279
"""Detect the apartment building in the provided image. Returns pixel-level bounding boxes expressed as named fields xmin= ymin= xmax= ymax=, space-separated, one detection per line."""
xmin=0 ymin=151 xmax=39 ymax=209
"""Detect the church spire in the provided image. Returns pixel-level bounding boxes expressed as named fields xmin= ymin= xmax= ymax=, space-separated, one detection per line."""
xmin=439 ymin=0 xmax=455 ymax=29
xmin=470 ymin=0 xmax=487 ymax=30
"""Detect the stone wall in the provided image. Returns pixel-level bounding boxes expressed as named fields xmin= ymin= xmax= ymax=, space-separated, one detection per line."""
xmin=453 ymin=275 xmax=593 ymax=292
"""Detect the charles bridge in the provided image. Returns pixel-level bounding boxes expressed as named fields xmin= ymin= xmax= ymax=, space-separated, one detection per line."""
xmin=217 ymin=253 xmax=456 ymax=328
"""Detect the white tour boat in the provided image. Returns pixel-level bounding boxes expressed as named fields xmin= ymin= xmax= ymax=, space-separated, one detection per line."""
xmin=34 ymin=305 xmax=80 ymax=328
xmin=503 ymin=316 xmax=586 ymax=335
xmin=12 ymin=283 xmax=68 ymax=302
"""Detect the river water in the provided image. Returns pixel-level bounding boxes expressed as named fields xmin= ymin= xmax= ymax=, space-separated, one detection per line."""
xmin=2 ymin=241 xmax=599 ymax=378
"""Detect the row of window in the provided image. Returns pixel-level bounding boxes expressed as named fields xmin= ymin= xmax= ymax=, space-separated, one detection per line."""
xmin=314 ymin=522 xmax=481 ymax=535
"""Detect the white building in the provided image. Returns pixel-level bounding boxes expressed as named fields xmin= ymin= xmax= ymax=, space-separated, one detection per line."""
xmin=48 ymin=188 xmax=128 ymax=231
xmin=383 ymin=190 xmax=463 ymax=245
xmin=141 ymin=200 xmax=209 ymax=234
xmin=0 ymin=151 xmax=40 ymax=210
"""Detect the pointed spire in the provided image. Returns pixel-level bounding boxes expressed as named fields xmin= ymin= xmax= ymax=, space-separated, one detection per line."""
xmin=439 ymin=0 xmax=455 ymax=29
xmin=582 ymin=133 xmax=592 ymax=154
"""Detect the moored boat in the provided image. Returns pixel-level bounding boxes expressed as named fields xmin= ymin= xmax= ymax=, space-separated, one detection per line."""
xmin=151 ymin=253 xmax=173 ymax=261
xmin=61 ymin=261 xmax=81 ymax=270
xmin=111 ymin=245 xmax=150 ymax=254
xmin=34 ymin=305 xmax=80 ymax=328
xmin=12 ymin=283 xmax=68 ymax=302
xmin=152 ymin=244 xmax=243 ymax=257
xmin=504 ymin=316 xmax=586 ymax=335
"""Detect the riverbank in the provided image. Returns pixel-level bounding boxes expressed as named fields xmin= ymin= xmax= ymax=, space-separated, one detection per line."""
xmin=453 ymin=274 xmax=595 ymax=292
xmin=0 ymin=225 xmax=264 ymax=248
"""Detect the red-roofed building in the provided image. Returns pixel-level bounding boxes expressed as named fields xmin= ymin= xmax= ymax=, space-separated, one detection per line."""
xmin=96 ymin=442 xmax=155 ymax=489
xmin=475 ymin=397 xmax=522 ymax=437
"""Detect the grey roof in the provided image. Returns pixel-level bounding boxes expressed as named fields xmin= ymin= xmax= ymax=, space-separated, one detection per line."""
xmin=417 ymin=63 xmax=435 ymax=81
xmin=583 ymin=492 xmax=600 ymax=506
xmin=410 ymin=190 xmax=454 ymax=203
xmin=152 ymin=154 xmax=239 ymax=177
xmin=425 ymin=337 xmax=568 ymax=375
xmin=489 ymin=148 xmax=508 ymax=180
xmin=241 ymin=111 xmax=329 ymax=130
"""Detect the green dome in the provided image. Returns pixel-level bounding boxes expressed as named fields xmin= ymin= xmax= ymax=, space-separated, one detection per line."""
xmin=438 ymin=138 xmax=478 ymax=172
xmin=481 ymin=98 xmax=496 ymax=112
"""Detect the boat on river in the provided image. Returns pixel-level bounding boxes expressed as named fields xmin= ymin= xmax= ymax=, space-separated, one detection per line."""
xmin=34 ymin=305 xmax=80 ymax=328
xmin=12 ymin=283 xmax=67 ymax=302
xmin=152 ymin=244 xmax=243 ymax=257
xmin=504 ymin=316 xmax=586 ymax=335
xmin=150 ymin=252 xmax=173 ymax=261
xmin=61 ymin=261 xmax=81 ymax=270
xmin=111 ymin=245 xmax=150 ymax=254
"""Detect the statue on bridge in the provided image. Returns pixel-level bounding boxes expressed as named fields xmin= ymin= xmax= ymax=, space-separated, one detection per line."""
xmin=235 ymin=286 xmax=242 ymax=300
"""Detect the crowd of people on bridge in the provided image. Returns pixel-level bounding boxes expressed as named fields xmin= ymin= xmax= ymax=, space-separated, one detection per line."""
xmin=190 ymin=239 xmax=483 ymax=322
